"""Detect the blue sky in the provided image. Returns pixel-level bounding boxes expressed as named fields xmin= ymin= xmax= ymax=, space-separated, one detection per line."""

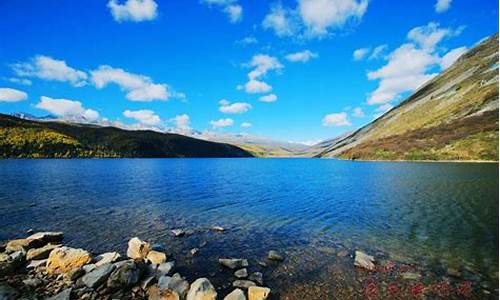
xmin=0 ymin=0 xmax=498 ymax=143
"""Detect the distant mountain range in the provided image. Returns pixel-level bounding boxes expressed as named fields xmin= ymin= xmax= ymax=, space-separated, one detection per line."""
xmin=316 ymin=33 xmax=499 ymax=161
xmin=0 ymin=114 xmax=252 ymax=158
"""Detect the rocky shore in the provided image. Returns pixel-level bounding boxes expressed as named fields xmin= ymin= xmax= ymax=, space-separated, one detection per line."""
xmin=0 ymin=231 xmax=290 ymax=299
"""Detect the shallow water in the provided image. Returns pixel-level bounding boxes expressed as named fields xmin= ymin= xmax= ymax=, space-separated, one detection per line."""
xmin=0 ymin=158 xmax=498 ymax=299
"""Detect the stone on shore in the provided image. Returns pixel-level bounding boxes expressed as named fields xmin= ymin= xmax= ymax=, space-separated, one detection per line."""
xmin=94 ymin=251 xmax=121 ymax=267
xmin=147 ymin=250 xmax=167 ymax=265
xmin=22 ymin=278 xmax=43 ymax=289
xmin=26 ymin=259 xmax=47 ymax=270
xmin=186 ymin=278 xmax=217 ymax=300
xmin=5 ymin=238 xmax=40 ymax=253
xmin=248 ymin=286 xmax=271 ymax=300
xmin=127 ymin=237 xmax=152 ymax=260
xmin=47 ymin=288 xmax=72 ymax=300
xmin=148 ymin=285 xmax=180 ymax=300
xmin=0 ymin=283 xmax=19 ymax=300
xmin=233 ymin=280 xmax=256 ymax=289
xmin=107 ymin=260 xmax=144 ymax=291
xmin=248 ymin=272 xmax=263 ymax=285
xmin=26 ymin=243 xmax=60 ymax=260
xmin=82 ymin=263 xmax=116 ymax=288
xmin=354 ymin=251 xmax=375 ymax=271
xmin=158 ymin=273 xmax=190 ymax=299
xmin=157 ymin=261 xmax=176 ymax=276
xmin=218 ymin=258 xmax=249 ymax=269
xmin=46 ymin=247 xmax=92 ymax=274
xmin=267 ymin=250 xmax=284 ymax=262
xmin=0 ymin=251 xmax=25 ymax=275
xmin=27 ymin=232 xmax=64 ymax=244
xmin=234 ymin=268 xmax=248 ymax=278
xmin=224 ymin=288 xmax=246 ymax=300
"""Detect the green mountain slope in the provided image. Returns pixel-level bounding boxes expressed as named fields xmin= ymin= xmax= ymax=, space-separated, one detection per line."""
xmin=318 ymin=33 xmax=499 ymax=161
xmin=0 ymin=114 xmax=253 ymax=158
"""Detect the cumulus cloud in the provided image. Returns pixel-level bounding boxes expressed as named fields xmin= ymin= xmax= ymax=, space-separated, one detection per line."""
xmin=107 ymin=0 xmax=158 ymax=22
xmin=243 ymin=79 xmax=272 ymax=94
xmin=353 ymin=48 xmax=370 ymax=61
xmin=36 ymin=96 xmax=99 ymax=121
xmin=219 ymin=99 xmax=252 ymax=114
xmin=241 ymin=122 xmax=252 ymax=128
xmin=435 ymin=0 xmax=452 ymax=13
xmin=366 ymin=22 xmax=464 ymax=105
xmin=0 ymin=88 xmax=28 ymax=102
xmin=210 ymin=118 xmax=233 ymax=128
xmin=240 ymin=54 xmax=283 ymax=94
xmin=259 ymin=94 xmax=278 ymax=102
xmin=285 ymin=50 xmax=319 ymax=63
xmin=123 ymin=109 xmax=161 ymax=125
xmin=170 ymin=114 xmax=191 ymax=130
xmin=201 ymin=0 xmax=243 ymax=23
xmin=352 ymin=107 xmax=364 ymax=118
xmin=263 ymin=0 xmax=368 ymax=39
xmin=91 ymin=65 xmax=183 ymax=102
xmin=322 ymin=112 xmax=351 ymax=126
xmin=11 ymin=55 xmax=87 ymax=87
xmin=440 ymin=46 xmax=467 ymax=70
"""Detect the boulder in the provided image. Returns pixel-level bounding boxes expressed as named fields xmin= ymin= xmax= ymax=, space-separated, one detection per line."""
xmin=158 ymin=273 xmax=190 ymax=299
xmin=26 ymin=243 xmax=60 ymax=260
xmin=157 ymin=261 xmax=176 ymax=276
xmin=354 ymin=251 xmax=375 ymax=271
xmin=148 ymin=285 xmax=180 ymax=300
xmin=47 ymin=288 xmax=72 ymax=300
xmin=248 ymin=272 xmax=263 ymax=286
xmin=224 ymin=289 xmax=246 ymax=300
xmin=248 ymin=286 xmax=271 ymax=300
xmin=22 ymin=278 xmax=43 ymax=289
xmin=267 ymin=250 xmax=284 ymax=262
xmin=107 ymin=260 xmax=144 ymax=291
xmin=27 ymin=232 xmax=63 ymax=244
xmin=95 ymin=251 xmax=121 ymax=267
xmin=5 ymin=238 xmax=40 ymax=253
xmin=218 ymin=258 xmax=249 ymax=269
xmin=147 ymin=250 xmax=167 ymax=265
xmin=186 ymin=278 xmax=217 ymax=300
xmin=46 ymin=246 xmax=92 ymax=274
xmin=82 ymin=263 xmax=116 ymax=288
xmin=232 ymin=280 xmax=256 ymax=289
xmin=127 ymin=237 xmax=151 ymax=260
xmin=0 ymin=251 xmax=25 ymax=276
xmin=234 ymin=268 xmax=248 ymax=278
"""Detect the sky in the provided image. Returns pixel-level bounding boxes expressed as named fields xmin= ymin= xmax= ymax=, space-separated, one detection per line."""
xmin=0 ymin=0 xmax=498 ymax=144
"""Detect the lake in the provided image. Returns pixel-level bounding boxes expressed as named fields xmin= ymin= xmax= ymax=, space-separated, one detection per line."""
xmin=0 ymin=158 xmax=498 ymax=299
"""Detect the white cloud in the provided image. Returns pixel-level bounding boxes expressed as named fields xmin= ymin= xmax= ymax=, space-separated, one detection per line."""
xmin=259 ymin=94 xmax=278 ymax=102
xmin=367 ymin=22 xmax=464 ymax=105
xmin=219 ymin=99 xmax=252 ymax=114
xmin=170 ymin=114 xmax=191 ymax=130
xmin=0 ymin=88 xmax=28 ymax=102
xmin=241 ymin=122 xmax=252 ymax=128
xmin=107 ymin=0 xmax=158 ymax=22
xmin=285 ymin=50 xmax=319 ymax=62
xmin=201 ymin=0 xmax=243 ymax=23
xmin=11 ymin=55 xmax=87 ymax=87
xmin=36 ymin=96 xmax=99 ymax=121
xmin=263 ymin=0 xmax=368 ymax=39
xmin=91 ymin=65 xmax=183 ymax=102
xmin=322 ymin=112 xmax=351 ymax=126
xmin=369 ymin=45 xmax=387 ymax=60
xmin=123 ymin=109 xmax=161 ymax=126
xmin=299 ymin=0 xmax=368 ymax=37
xmin=244 ymin=79 xmax=272 ymax=94
xmin=236 ymin=36 xmax=258 ymax=46
xmin=440 ymin=46 xmax=467 ymax=70
xmin=262 ymin=4 xmax=299 ymax=37
xmin=6 ymin=78 xmax=32 ymax=86
xmin=353 ymin=47 xmax=370 ymax=61
xmin=435 ymin=0 xmax=452 ymax=13
xmin=352 ymin=107 xmax=364 ymax=118
xmin=210 ymin=118 xmax=234 ymax=128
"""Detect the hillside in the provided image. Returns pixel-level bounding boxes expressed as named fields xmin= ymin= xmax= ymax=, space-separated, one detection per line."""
xmin=0 ymin=114 xmax=253 ymax=158
xmin=317 ymin=33 xmax=499 ymax=161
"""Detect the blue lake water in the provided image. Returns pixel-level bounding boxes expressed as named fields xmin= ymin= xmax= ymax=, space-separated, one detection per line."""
xmin=0 ymin=158 xmax=497 ymax=299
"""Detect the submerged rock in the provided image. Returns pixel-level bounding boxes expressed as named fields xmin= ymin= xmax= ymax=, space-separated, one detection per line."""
xmin=267 ymin=250 xmax=284 ymax=262
xmin=171 ymin=229 xmax=185 ymax=237
xmin=127 ymin=237 xmax=151 ymax=260
xmin=234 ymin=268 xmax=248 ymax=278
xmin=219 ymin=258 xmax=249 ymax=269
xmin=46 ymin=246 xmax=92 ymax=274
xmin=186 ymin=278 xmax=217 ymax=300
xmin=190 ymin=248 xmax=199 ymax=256
xmin=211 ymin=226 xmax=225 ymax=232
xmin=354 ymin=251 xmax=375 ymax=271
xmin=224 ymin=288 xmax=246 ymax=300
xmin=248 ymin=286 xmax=270 ymax=300
xmin=82 ymin=263 xmax=115 ymax=288
xmin=233 ymin=280 xmax=256 ymax=289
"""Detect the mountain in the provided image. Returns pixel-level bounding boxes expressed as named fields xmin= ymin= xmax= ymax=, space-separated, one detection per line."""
xmin=317 ymin=33 xmax=499 ymax=161
xmin=0 ymin=114 xmax=253 ymax=158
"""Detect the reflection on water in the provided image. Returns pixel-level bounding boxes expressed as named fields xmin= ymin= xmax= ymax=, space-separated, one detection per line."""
xmin=0 ymin=158 xmax=497 ymax=299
